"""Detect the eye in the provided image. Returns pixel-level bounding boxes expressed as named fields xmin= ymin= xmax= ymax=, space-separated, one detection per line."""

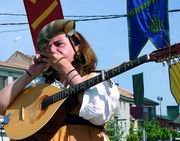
xmin=53 ymin=40 xmax=63 ymax=47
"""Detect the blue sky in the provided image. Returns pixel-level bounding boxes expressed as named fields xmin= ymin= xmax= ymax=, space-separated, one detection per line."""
xmin=0 ymin=0 xmax=180 ymax=115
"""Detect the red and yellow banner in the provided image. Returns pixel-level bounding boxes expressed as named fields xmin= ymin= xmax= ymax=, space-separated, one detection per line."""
xmin=23 ymin=0 xmax=64 ymax=52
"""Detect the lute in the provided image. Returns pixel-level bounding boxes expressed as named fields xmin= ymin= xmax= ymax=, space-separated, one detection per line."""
xmin=4 ymin=43 xmax=180 ymax=140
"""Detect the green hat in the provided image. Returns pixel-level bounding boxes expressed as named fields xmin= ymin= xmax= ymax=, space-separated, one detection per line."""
xmin=37 ymin=19 xmax=75 ymax=52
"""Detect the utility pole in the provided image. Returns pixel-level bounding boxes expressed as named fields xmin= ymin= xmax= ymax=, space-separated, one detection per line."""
xmin=157 ymin=96 xmax=163 ymax=127
xmin=157 ymin=96 xmax=163 ymax=118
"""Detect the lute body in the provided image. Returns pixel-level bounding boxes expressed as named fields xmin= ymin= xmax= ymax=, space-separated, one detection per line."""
xmin=4 ymin=84 xmax=66 ymax=140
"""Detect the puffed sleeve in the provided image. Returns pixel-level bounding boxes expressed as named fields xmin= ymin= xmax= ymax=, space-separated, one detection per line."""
xmin=79 ymin=79 xmax=120 ymax=125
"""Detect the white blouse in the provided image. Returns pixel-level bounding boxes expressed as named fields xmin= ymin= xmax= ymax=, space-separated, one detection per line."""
xmin=31 ymin=75 xmax=120 ymax=125
xmin=79 ymin=79 xmax=120 ymax=125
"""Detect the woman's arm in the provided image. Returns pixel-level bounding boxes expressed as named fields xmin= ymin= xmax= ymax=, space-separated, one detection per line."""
xmin=0 ymin=72 xmax=34 ymax=115
xmin=0 ymin=55 xmax=47 ymax=115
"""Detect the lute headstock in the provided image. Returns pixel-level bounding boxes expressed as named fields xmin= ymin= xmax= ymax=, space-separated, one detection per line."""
xmin=149 ymin=43 xmax=180 ymax=64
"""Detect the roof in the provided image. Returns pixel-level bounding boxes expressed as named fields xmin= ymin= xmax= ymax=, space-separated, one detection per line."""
xmin=0 ymin=51 xmax=32 ymax=70
xmin=157 ymin=115 xmax=180 ymax=124
xmin=117 ymin=85 xmax=159 ymax=106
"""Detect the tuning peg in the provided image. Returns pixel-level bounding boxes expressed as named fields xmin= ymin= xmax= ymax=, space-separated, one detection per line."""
xmin=166 ymin=58 xmax=171 ymax=66
xmin=178 ymin=56 xmax=180 ymax=62
xmin=162 ymin=61 xmax=166 ymax=66
xmin=172 ymin=58 xmax=177 ymax=64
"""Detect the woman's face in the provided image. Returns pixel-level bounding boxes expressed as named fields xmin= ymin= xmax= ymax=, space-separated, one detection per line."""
xmin=48 ymin=34 xmax=79 ymax=62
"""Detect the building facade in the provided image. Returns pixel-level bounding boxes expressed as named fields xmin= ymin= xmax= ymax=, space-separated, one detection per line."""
xmin=114 ymin=85 xmax=158 ymax=140
xmin=0 ymin=51 xmax=31 ymax=90
xmin=0 ymin=51 xmax=31 ymax=141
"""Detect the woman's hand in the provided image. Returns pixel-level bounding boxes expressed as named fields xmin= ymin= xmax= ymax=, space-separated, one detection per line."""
xmin=40 ymin=46 xmax=72 ymax=73
xmin=27 ymin=54 xmax=48 ymax=78
xmin=40 ymin=45 xmax=65 ymax=64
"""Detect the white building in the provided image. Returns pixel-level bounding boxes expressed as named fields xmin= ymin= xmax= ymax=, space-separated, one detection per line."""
xmin=113 ymin=84 xmax=158 ymax=140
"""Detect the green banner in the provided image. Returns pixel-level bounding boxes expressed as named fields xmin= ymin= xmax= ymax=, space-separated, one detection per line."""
xmin=132 ymin=73 xmax=144 ymax=106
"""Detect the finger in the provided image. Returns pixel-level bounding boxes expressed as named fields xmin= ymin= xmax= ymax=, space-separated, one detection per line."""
xmin=40 ymin=52 xmax=49 ymax=58
xmin=32 ymin=55 xmax=39 ymax=64
xmin=41 ymin=57 xmax=50 ymax=64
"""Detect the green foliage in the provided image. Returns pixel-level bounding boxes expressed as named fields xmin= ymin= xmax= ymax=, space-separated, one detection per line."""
xmin=144 ymin=120 xmax=162 ymax=141
xmin=139 ymin=120 xmax=180 ymax=141
xmin=106 ymin=117 xmax=122 ymax=141
xmin=126 ymin=122 xmax=139 ymax=141
xmin=169 ymin=129 xmax=180 ymax=138
xmin=126 ymin=134 xmax=139 ymax=141
xmin=106 ymin=118 xmax=180 ymax=141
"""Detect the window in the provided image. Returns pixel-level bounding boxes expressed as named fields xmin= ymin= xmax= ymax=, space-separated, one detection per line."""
xmin=124 ymin=102 xmax=126 ymax=110
xmin=0 ymin=76 xmax=7 ymax=90
xmin=13 ymin=77 xmax=18 ymax=81
xmin=143 ymin=107 xmax=149 ymax=120
xmin=120 ymin=101 xmax=123 ymax=110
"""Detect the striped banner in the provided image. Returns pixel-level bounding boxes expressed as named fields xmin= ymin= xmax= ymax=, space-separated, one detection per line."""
xmin=169 ymin=63 xmax=180 ymax=104
xmin=23 ymin=0 xmax=64 ymax=52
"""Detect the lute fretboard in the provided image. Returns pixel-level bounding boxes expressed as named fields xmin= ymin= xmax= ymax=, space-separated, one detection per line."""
xmin=41 ymin=54 xmax=150 ymax=109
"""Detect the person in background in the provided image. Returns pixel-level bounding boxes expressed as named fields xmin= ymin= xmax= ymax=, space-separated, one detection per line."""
xmin=0 ymin=19 xmax=120 ymax=141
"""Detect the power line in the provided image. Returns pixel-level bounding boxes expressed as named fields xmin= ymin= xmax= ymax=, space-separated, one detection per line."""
xmin=168 ymin=9 xmax=180 ymax=12
xmin=0 ymin=8 xmax=179 ymax=33
xmin=0 ymin=8 xmax=180 ymax=25
xmin=0 ymin=22 xmax=27 ymax=26
xmin=0 ymin=14 xmax=127 ymax=25
xmin=0 ymin=8 xmax=179 ymax=17
xmin=0 ymin=13 xmax=26 ymax=16
xmin=0 ymin=28 xmax=28 ymax=33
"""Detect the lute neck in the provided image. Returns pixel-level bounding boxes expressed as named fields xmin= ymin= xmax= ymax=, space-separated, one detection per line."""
xmin=41 ymin=54 xmax=150 ymax=109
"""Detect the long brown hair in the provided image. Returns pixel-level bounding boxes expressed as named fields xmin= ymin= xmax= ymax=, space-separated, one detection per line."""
xmin=70 ymin=31 xmax=97 ymax=76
